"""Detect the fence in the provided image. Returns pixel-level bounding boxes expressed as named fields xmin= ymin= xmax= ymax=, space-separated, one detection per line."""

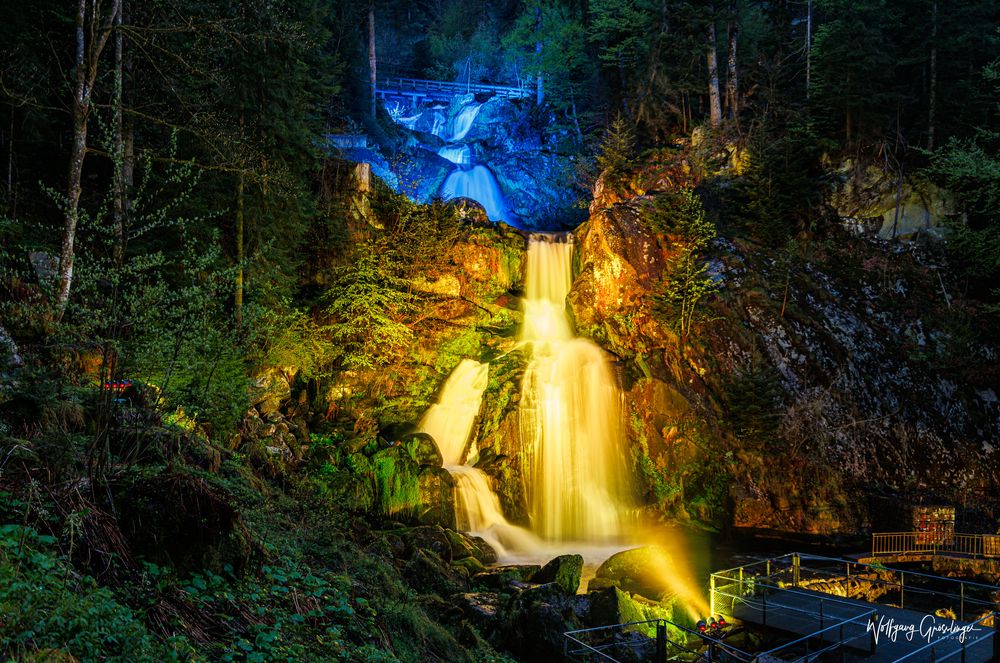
xmin=873 ymin=532 xmax=1000 ymax=559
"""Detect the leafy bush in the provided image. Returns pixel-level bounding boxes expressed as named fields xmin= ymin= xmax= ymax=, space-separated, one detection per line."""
xmin=0 ymin=524 xmax=184 ymax=661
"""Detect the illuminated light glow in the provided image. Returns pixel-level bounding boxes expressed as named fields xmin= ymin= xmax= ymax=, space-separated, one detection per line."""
xmin=519 ymin=236 xmax=634 ymax=542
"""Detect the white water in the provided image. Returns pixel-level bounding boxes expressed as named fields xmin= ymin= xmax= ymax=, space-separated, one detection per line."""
xmin=519 ymin=236 xmax=633 ymax=543
xmin=417 ymin=359 xmax=489 ymax=465
xmin=437 ymin=144 xmax=471 ymax=165
xmin=448 ymin=465 xmax=539 ymax=557
xmin=440 ymin=165 xmax=512 ymax=223
xmin=450 ymin=103 xmax=482 ymax=141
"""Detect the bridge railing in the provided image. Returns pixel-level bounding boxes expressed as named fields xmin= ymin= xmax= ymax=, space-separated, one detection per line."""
xmin=873 ymin=531 xmax=1000 ymax=559
xmin=377 ymin=76 xmax=530 ymax=100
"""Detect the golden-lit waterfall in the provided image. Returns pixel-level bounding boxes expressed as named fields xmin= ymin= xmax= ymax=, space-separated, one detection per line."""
xmin=519 ymin=236 xmax=633 ymax=542
xmin=418 ymin=359 xmax=489 ymax=465
xmin=418 ymin=359 xmax=537 ymax=556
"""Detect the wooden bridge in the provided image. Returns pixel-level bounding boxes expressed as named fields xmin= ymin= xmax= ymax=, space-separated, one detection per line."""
xmin=375 ymin=76 xmax=530 ymax=107
xmin=711 ymin=553 xmax=1000 ymax=662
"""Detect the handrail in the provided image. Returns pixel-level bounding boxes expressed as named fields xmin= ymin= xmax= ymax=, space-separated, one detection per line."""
xmin=377 ymin=76 xmax=530 ymax=98
xmin=872 ymin=531 xmax=1000 ymax=560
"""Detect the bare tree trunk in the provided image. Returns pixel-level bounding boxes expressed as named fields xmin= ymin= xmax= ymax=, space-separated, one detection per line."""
xmin=707 ymin=22 xmax=723 ymax=127
xmin=928 ymin=0 xmax=937 ymax=149
xmin=368 ymin=3 xmax=377 ymax=121
xmin=806 ymin=0 xmax=812 ymax=99
xmin=726 ymin=0 xmax=739 ymax=119
xmin=112 ymin=0 xmax=125 ymax=268
xmin=535 ymin=5 xmax=544 ymax=106
xmin=57 ymin=0 xmax=121 ymax=320
xmin=235 ymin=173 xmax=245 ymax=325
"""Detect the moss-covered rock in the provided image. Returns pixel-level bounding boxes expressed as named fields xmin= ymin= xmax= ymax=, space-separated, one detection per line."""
xmin=531 ymin=554 xmax=584 ymax=595
xmin=594 ymin=546 xmax=677 ymax=602
xmin=471 ymin=564 xmax=541 ymax=591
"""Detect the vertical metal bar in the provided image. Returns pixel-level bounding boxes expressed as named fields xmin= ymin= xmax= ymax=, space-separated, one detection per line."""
xmin=656 ymin=622 xmax=667 ymax=663
xmin=961 ymin=583 xmax=965 ymax=621
xmin=710 ymin=574 xmax=716 ymax=616
xmin=992 ymin=612 xmax=999 ymax=663
xmin=900 ymin=571 xmax=905 ymax=610
xmin=820 ymin=601 xmax=825 ymax=632
xmin=961 ymin=639 xmax=967 ymax=663
xmin=840 ymin=624 xmax=846 ymax=663
xmin=931 ymin=645 xmax=937 ymax=662
xmin=793 ymin=554 xmax=801 ymax=587
xmin=763 ymin=581 xmax=768 ymax=626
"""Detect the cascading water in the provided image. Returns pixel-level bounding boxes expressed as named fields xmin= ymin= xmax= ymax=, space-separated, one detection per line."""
xmin=440 ymin=165 xmax=512 ymax=224
xmin=417 ymin=359 xmax=537 ymax=557
xmin=418 ymin=359 xmax=488 ymax=465
xmin=437 ymin=144 xmax=471 ymax=165
xmin=519 ymin=236 xmax=633 ymax=543
xmin=449 ymin=103 xmax=481 ymax=142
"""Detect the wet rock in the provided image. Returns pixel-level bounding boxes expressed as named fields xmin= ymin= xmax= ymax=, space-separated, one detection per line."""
xmin=472 ymin=564 xmax=542 ymax=591
xmin=452 ymin=556 xmax=487 ymax=576
xmin=531 ymin=554 xmax=584 ymax=594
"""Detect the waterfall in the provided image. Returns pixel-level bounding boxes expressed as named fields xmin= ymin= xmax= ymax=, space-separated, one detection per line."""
xmin=438 ymin=144 xmax=471 ymax=165
xmin=440 ymin=165 xmax=512 ymax=224
xmin=417 ymin=359 xmax=537 ymax=556
xmin=450 ymin=103 xmax=482 ymax=142
xmin=519 ymin=236 xmax=633 ymax=542
xmin=418 ymin=359 xmax=488 ymax=465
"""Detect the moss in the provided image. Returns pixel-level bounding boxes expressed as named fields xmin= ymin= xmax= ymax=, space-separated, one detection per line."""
xmin=372 ymin=449 xmax=422 ymax=517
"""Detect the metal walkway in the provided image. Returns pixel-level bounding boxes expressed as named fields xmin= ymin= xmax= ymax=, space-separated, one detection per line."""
xmin=712 ymin=553 xmax=1000 ymax=662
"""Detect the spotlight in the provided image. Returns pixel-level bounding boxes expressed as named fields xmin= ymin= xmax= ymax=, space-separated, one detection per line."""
xmin=709 ymin=618 xmax=719 ymax=630
xmin=697 ymin=620 xmax=707 ymax=633
xmin=717 ymin=616 xmax=728 ymax=628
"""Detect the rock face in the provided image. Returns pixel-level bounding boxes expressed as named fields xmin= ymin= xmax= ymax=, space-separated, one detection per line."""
xmin=565 ymin=171 xmax=998 ymax=534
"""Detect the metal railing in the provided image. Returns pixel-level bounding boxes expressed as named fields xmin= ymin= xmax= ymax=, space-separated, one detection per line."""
xmin=376 ymin=76 xmax=530 ymax=100
xmin=873 ymin=532 xmax=1000 ymax=560
xmin=712 ymin=553 xmax=1000 ymax=624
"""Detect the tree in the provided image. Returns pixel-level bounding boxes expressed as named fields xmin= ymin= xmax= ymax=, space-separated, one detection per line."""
xmin=706 ymin=13 xmax=723 ymax=127
xmin=56 ymin=0 xmax=122 ymax=320
xmin=650 ymin=188 xmax=718 ymax=339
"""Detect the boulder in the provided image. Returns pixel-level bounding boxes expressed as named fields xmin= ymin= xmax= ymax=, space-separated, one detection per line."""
xmin=530 ymin=554 xmax=584 ymax=595
xmin=594 ymin=546 xmax=676 ymax=602
xmin=404 ymin=432 xmax=443 ymax=467
xmin=504 ymin=582 xmax=588 ymax=662
xmin=418 ymin=466 xmax=455 ymax=528
xmin=452 ymin=591 xmax=504 ymax=631
xmin=399 ymin=525 xmax=453 ymax=562
xmin=472 ymin=564 xmax=541 ymax=591
xmin=405 ymin=548 xmax=468 ymax=597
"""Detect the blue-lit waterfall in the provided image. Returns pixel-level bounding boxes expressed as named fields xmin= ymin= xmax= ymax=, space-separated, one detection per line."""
xmin=435 ymin=100 xmax=515 ymax=225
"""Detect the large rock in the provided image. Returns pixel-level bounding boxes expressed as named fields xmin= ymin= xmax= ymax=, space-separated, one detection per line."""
xmin=417 ymin=467 xmax=455 ymax=527
xmin=405 ymin=548 xmax=468 ymax=597
xmin=594 ymin=546 xmax=677 ymax=602
xmin=504 ymin=582 xmax=589 ymax=662
xmin=531 ymin=554 xmax=584 ymax=595
xmin=399 ymin=525 xmax=453 ymax=562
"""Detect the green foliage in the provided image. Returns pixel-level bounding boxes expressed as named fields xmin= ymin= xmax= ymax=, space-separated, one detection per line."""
xmin=324 ymin=245 xmax=415 ymax=371
xmin=739 ymin=120 xmax=823 ymax=245
xmin=596 ymin=115 xmax=637 ymax=193
xmin=649 ymin=188 xmax=719 ymax=338
xmin=722 ymin=354 xmax=785 ymax=442
xmin=0 ymin=524 xmax=184 ymax=661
